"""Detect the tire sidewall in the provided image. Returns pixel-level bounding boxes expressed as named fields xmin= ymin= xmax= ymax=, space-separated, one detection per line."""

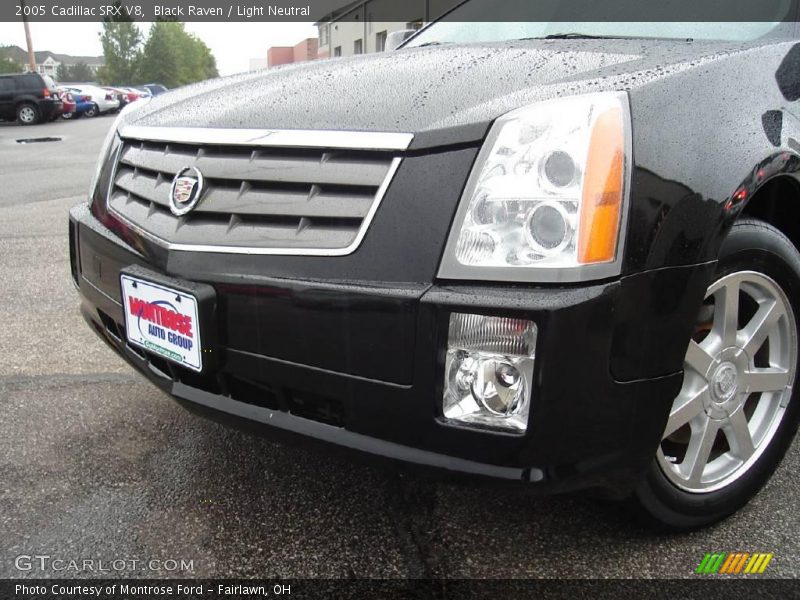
xmin=17 ymin=103 xmax=39 ymax=125
xmin=637 ymin=220 xmax=800 ymax=529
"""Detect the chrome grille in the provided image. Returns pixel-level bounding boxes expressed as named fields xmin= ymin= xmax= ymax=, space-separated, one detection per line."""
xmin=107 ymin=127 xmax=409 ymax=255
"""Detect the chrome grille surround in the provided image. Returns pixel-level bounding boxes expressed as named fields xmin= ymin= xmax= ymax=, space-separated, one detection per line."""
xmin=106 ymin=125 xmax=412 ymax=256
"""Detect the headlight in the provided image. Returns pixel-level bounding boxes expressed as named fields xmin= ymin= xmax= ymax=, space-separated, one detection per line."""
xmin=438 ymin=92 xmax=631 ymax=283
xmin=88 ymin=119 xmax=120 ymax=202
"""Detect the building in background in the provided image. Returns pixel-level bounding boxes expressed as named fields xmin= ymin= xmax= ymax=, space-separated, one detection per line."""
xmin=318 ymin=19 xmax=417 ymax=58
xmin=266 ymin=38 xmax=320 ymax=68
xmin=3 ymin=45 xmax=103 ymax=77
xmin=315 ymin=0 xmax=455 ymax=58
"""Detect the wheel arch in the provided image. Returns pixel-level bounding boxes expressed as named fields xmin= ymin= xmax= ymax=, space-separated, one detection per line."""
xmin=738 ymin=172 xmax=800 ymax=253
xmin=14 ymin=96 xmax=39 ymax=108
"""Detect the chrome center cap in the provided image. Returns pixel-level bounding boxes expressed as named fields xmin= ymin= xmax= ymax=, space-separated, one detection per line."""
xmin=711 ymin=362 xmax=739 ymax=403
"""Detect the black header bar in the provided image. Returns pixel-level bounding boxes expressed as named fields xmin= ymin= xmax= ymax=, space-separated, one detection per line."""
xmin=2 ymin=0 xmax=799 ymax=23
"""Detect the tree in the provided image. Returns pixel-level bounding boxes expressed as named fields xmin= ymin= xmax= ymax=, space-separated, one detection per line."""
xmin=97 ymin=17 xmax=142 ymax=84
xmin=0 ymin=46 xmax=22 ymax=74
xmin=138 ymin=22 xmax=180 ymax=86
xmin=58 ymin=61 xmax=93 ymax=83
xmin=138 ymin=22 xmax=218 ymax=88
xmin=55 ymin=63 xmax=68 ymax=82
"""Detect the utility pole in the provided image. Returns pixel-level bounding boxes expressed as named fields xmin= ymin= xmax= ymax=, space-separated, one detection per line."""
xmin=19 ymin=0 xmax=37 ymax=73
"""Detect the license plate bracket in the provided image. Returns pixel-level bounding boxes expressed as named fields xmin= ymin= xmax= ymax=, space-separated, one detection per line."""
xmin=119 ymin=265 xmax=217 ymax=373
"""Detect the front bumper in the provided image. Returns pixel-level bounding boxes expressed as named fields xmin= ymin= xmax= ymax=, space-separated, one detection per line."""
xmin=69 ymin=202 xmax=713 ymax=495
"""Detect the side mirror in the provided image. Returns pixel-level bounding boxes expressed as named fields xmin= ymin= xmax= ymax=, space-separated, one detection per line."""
xmin=385 ymin=29 xmax=417 ymax=52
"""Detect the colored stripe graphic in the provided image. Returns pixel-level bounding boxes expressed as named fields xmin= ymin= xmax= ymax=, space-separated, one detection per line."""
xmin=696 ymin=554 xmax=712 ymax=574
xmin=733 ymin=553 xmax=750 ymax=574
xmin=745 ymin=553 xmax=774 ymax=574
xmin=698 ymin=552 xmax=773 ymax=574
xmin=697 ymin=553 xmax=727 ymax=574
xmin=719 ymin=554 xmax=737 ymax=574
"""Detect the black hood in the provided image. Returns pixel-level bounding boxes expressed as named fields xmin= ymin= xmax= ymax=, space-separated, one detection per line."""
xmin=126 ymin=39 xmax=761 ymax=148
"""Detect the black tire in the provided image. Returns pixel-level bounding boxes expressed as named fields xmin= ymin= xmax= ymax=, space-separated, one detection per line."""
xmin=16 ymin=103 xmax=40 ymax=125
xmin=632 ymin=218 xmax=800 ymax=530
xmin=85 ymin=103 xmax=99 ymax=118
xmin=61 ymin=111 xmax=75 ymax=120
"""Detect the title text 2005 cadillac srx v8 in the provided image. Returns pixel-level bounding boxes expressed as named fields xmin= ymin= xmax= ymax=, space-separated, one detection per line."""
xmin=69 ymin=12 xmax=800 ymax=529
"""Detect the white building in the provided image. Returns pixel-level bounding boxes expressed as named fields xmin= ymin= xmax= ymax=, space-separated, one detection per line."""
xmin=315 ymin=0 xmax=458 ymax=58
xmin=4 ymin=46 xmax=104 ymax=77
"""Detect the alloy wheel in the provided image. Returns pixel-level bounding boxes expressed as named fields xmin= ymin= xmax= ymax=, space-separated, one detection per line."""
xmin=657 ymin=271 xmax=797 ymax=493
xmin=19 ymin=106 xmax=36 ymax=124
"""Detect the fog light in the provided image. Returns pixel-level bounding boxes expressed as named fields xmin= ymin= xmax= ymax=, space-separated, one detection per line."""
xmin=443 ymin=313 xmax=536 ymax=433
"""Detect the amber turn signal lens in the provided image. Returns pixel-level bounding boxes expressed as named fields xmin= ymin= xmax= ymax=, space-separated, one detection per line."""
xmin=578 ymin=107 xmax=625 ymax=264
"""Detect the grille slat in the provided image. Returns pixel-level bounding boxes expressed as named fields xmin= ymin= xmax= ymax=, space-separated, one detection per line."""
xmin=109 ymin=190 xmax=358 ymax=249
xmin=113 ymin=165 xmax=376 ymax=219
xmin=119 ymin=143 xmax=393 ymax=187
xmin=115 ymin=167 xmax=171 ymax=209
xmin=108 ymin=134 xmax=402 ymax=254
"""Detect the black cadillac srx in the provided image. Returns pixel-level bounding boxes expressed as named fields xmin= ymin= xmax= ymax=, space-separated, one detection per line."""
xmin=69 ymin=13 xmax=800 ymax=529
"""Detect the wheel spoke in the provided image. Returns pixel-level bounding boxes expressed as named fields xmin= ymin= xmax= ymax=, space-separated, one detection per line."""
xmin=664 ymin=387 xmax=707 ymax=438
xmin=713 ymin=281 xmax=740 ymax=348
xmin=741 ymin=299 xmax=784 ymax=357
xmin=724 ymin=409 xmax=756 ymax=461
xmin=682 ymin=416 xmax=720 ymax=485
xmin=686 ymin=340 xmax=715 ymax=376
xmin=661 ymin=270 xmax=797 ymax=493
xmin=742 ymin=368 xmax=790 ymax=393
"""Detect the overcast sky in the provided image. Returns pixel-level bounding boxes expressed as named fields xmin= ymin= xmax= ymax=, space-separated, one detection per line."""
xmin=0 ymin=21 xmax=318 ymax=76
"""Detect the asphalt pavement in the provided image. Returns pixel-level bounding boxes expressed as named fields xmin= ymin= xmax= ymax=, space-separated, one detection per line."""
xmin=0 ymin=115 xmax=798 ymax=580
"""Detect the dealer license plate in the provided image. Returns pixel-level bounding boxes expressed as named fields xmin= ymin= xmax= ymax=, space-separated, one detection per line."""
xmin=120 ymin=274 xmax=203 ymax=372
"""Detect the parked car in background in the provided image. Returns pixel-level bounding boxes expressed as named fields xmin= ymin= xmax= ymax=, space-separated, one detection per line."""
xmin=139 ymin=83 xmax=168 ymax=96
xmin=120 ymin=87 xmax=147 ymax=102
xmin=55 ymin=89 xmax=76 ymax=120
xmin=122 ymin=86 xmax=150 ymax=99
xmin=104 ymin=86 xmax=144 ymax=108
xmin=0 ymin=72 xmax=62 ymax=125
xmin=62 ymin=84 xmax=119 ymax=117
xmin=102 ymin=86 xmax=129 ymax=109
xmin=60 ymin=88 xmax=92 ymax=120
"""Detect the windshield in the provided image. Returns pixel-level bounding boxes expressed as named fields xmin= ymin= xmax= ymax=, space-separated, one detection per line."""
xmin=407 ymin=22 xmax=794 ymax=46
xmin=407 ymin=0 xmax=796 ymax=46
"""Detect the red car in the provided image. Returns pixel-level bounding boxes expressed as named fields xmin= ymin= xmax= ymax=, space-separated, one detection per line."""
xmin=53 ymin=89 xmax=76 ymax=120
xmin=121 ymin=87 xmax=144 ymax=103
xmin=102 ymin=86 xmax=143 ymax=108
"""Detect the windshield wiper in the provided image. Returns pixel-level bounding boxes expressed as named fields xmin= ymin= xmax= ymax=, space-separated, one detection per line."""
xmin=415 ymin=41 xmax=451 ymax=47
xmin=525 ymin=33 xmax=685 ymax=41
xmin=542 ymin=33 xmax=630 ymax=39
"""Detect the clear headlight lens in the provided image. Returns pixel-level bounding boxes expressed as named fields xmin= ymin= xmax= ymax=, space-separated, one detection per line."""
xmin=443 ymin=313 xmax=536 ymax=433
xmin=88 ymin=120 xmax=120 ymax=201
xmin=439 ymin=92 xmax=630 ymax=283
